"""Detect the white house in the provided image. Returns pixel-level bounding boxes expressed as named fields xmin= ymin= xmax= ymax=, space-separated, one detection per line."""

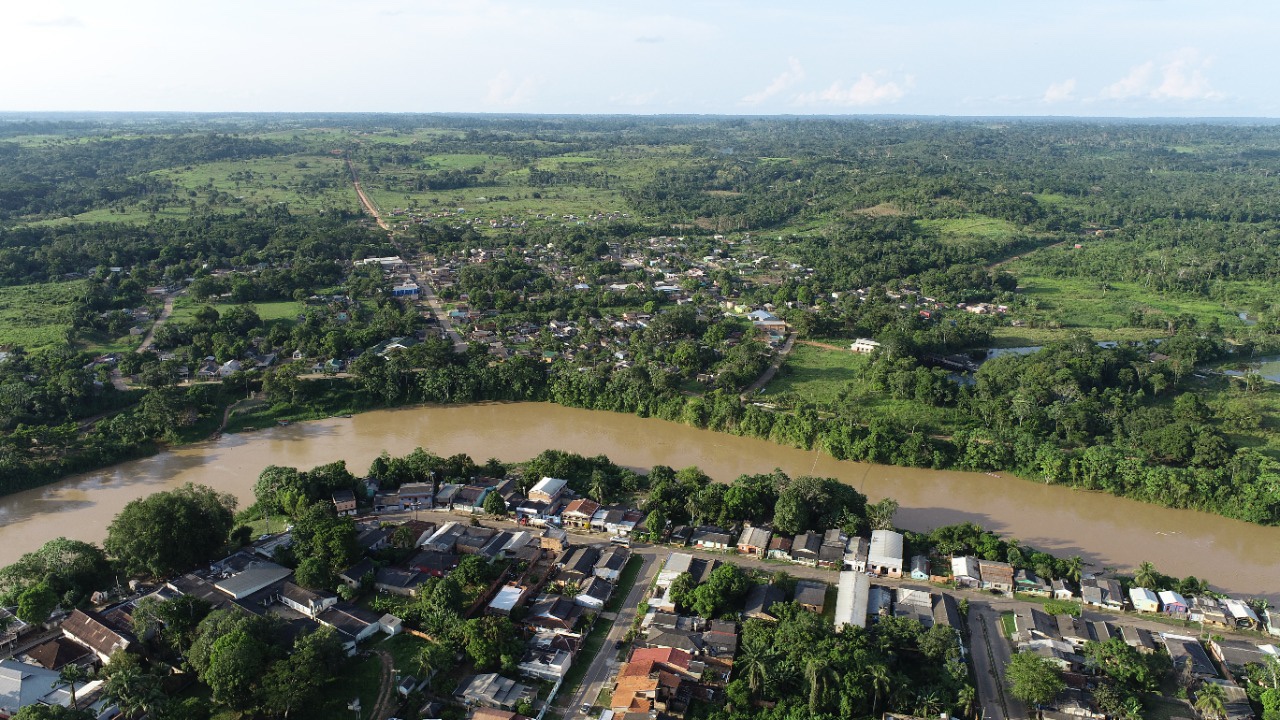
xmin=1129 ymin=587 xmax=1161 ymax=613
xmin=528 ymin=477 xmax=568 ymax=504
xmin=850 ymin=338 xmax=882 ymax=354
xmin=868 ymin=530 xmax=905 ymax=577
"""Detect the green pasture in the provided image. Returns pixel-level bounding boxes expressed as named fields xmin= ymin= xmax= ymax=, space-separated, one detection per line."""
xmin=0 ymin=280 xmax=85 ymax=350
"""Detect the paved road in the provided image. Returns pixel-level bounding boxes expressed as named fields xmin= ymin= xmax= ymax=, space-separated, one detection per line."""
xmin=969 ymin=602 xmax=1028 ymax=720
xmin=562 ymin=554 xmax=659 ymax=717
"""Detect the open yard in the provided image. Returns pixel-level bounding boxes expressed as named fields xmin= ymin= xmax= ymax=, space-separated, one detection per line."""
xmin=0 ymin=280 xmax=85 ymax=350
xmin=1008 ymin=272 xmax=1252 ymax=331
xmin=759 ymin=344 xmax=869 ymax=405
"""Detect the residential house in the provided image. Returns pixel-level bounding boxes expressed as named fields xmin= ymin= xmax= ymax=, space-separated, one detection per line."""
xmin=338 ymin=558 xmax=377 ymax=589
xmin=594 ymin=547 xmax=630 ymax=582
xmin=488 ymin=585 xmax=529 ymax=617
xmin=657 ymin=554 xmax=694 ymax=590
xmin=766 ymin=536 xmax=793 ymax=561
xmin=895 ymin=588 xmax=935 ymax=627
xmin=398 ymin=482 xmax=435 ymax=510
xmin=279 ymin=582 xmax=338 ymax=619
xmin=1163 ymin=635 xmax=1219 ymax=679
xmin=0 ymin=659 xmax=84 ymax=717
xmin=868 ymin=529 xmax=905 ymax=577
xmin=794 ymin=580 xmax=828 ymax=614
xmin=559 ymin=547 xmax=601 ymax=584
xmin=1130 ymin=587 xmax=1161 ymax=613
xmin=1015 ymin=569 xmax=1052 ymax=596
xmin=332 ymin=490 xmax=357 ymax=516
xmin=217 ymin=359 xmax=242 ymax=377
xmin=1159 ymin=590 xmax=1189 ymax=616
xmin=845 ymin=536 xmax=870 ymax=572
xmin=977 ymin=559 xmax=1015 ymax=594
xmin=540 ymin=527 xmax=568 ymax=554
xmin=952 ymin=556 xmax=982 ymax=588
xmin=790 ymin=532 xmax=822 ymax=566
xmin=691 ymin=526 xmax=733 ymax=550
xmin=1209 ymin=640 xmax=1271 ymax=683
xmin=909 ymin=555 xmax=931 ymax=580
xmin=736 ymin=526 xmax=772 ymax=557
xmin=456 ymin=673 xmax=535 ymax=710
xmin=316 ymin=604 xmax=384 ymax=653
xmin=561 ymin=499 xmax=600 ymax=531
xmin=528 ymin=477 xmax=568 ymax=504
xmin=1223 ymin=599 xmax=1261 ymax=630
xmin=1051 ymin=579 xmax=1077 ymax=600
xmin=517 ymin=648 xmax=572 ymax=682
xmin=22 ymin=638 xmax=92 ymax=671
xmin=526 ymin=596 xmax=583 ymax=634
xmin=356 ymin=524 xmax=392 ymax=553
xmin=374 ymin=567 xmax=428 ymax=597
xmin=850 ymin=338 xmax=882 ymax=354
xmin=744 ymin=584 xmax=785 ymax=622
xmin=573 ymin=577 xmax=613 ymax=610
xmin=60 ymin=609 xmax=131 ymax=664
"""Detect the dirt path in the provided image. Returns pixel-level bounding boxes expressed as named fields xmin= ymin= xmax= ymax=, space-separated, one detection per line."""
xmin=367 ymin=650 xmax=396 ymax=720
xmin=797 ymin=339 xmax=853 ymax=352
xmin=346 ymin=158 xmax=390 ymax=231
xmin=345 ymin=156 xmax=466 ymax=351
xmin=137 ymin=294 xmax=176 ymax=354
xmin=987 ymin=239 xmax=1070 ymax=270
xmin=740 ymin=332 xmax=797 ymax=400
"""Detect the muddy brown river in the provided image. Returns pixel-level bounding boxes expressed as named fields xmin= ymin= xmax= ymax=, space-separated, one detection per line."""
xmin=0 ymin=402 xmax=1274 ymax=600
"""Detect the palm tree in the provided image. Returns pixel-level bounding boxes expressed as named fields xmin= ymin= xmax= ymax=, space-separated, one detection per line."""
xmin=957 ymin=684 xmax=978 ymax=720
xmin=866 ymin=664 xmax=891 ymax=717
xmin=1123 ymin=696 xmax=1144 ymax=720
xmin=1195 ymin=682 xmax=1226 ymax=720
xmin=805 ymin=656 xmax=833 ymax=715
xmin=1134 ymin=561 xmax=1160 ymax=589
xmin=1063 ymin=556 xmax=1084 ymax=583
xmin=55 ymin=663 xmax=91 ymax=710
xmin=915 ymin=691 xmax=944 ymax=718
xmin=103 ymin=666 xmax=166 ymax=719
xmin=736 ymin=638 xmax=770 ymax=695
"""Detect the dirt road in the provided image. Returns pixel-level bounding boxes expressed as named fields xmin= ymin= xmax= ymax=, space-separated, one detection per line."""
xmin=137 ymin=294 xmax=176 ymax=354
xmin=740 ymin=332 xmax=797 ymax=400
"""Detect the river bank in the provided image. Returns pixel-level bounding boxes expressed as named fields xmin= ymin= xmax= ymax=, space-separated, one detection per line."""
xmin=1 ymin=402 xmax=1277 ymax=601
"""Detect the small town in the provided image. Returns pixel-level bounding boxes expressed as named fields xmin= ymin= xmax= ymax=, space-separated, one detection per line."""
xmin=2 ymin=456 xmax=1277 ymax=720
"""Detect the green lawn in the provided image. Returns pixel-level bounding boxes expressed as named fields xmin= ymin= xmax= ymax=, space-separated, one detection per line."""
xmin=1010 ymin=272 xmax=1250 ymax=331
xmin=170 ymin=296 xmax=304 ymax=325
xmin=759 ymin=344 xmax=869 ymax=405
xmin=0 ymin=280 xmax=86 ymax=350
xmin=916 ymin=215 xmax=1021 ymax=242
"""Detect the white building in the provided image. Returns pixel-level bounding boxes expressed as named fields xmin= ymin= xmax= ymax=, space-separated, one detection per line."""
xmin=850 ymin=338 xmax=882 ymax=354
xmin=834 ymin=571 xmax=871 ymax=630
xmin=868 ymin=529 xmax=905 ymax=577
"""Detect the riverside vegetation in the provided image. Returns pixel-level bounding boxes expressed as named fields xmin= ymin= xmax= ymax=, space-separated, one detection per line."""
xmin=1 ymin=115 xmax=1280 ymax=527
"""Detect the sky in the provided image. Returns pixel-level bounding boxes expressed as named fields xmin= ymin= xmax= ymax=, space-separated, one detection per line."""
xmin=3 ymin=0 xmax=1276 ymax=117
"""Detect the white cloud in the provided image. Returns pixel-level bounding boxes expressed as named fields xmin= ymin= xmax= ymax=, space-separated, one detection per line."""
xmin=1099 ymin=61 xmax=1156 ymax=100
xmin=795 ymin=72 xmax=910 ymax=107
xmin=1099 ymin=51 xmax=1223 ymax=102
xmin=741 ymin=57 xmax=806 ymax=105
xmin=1042 ymin=78 xmax=1077 ymax=103
xmin=485 ymin=70 xmax=539 ymax=107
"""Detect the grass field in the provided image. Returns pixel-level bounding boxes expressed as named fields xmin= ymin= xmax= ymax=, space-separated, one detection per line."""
xmin=1010 ymin=272 xmax=1250 ymax=331
xmin=988 ymin=325 xmax=1168 ymax=347
xmin=169 ymin=296 xmax=305 ymax=325
xmin=0 ymin=280 xmax=85 ymax=350
xmin=916 ymin=215 xmax=1021 ymax=242
xmin=760 ymin=344 xmax=869 ymax=405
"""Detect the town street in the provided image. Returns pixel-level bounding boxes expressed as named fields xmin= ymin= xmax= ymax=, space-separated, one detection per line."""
xmin=561 ymin=553 xmax=659 ymax=717
xmin=366 ymin=509 xmax=1272 ymax=720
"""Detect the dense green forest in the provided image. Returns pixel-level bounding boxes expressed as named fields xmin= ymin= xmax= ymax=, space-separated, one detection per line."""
xmin=2 ymin=114 xmax=1280 ymax=525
